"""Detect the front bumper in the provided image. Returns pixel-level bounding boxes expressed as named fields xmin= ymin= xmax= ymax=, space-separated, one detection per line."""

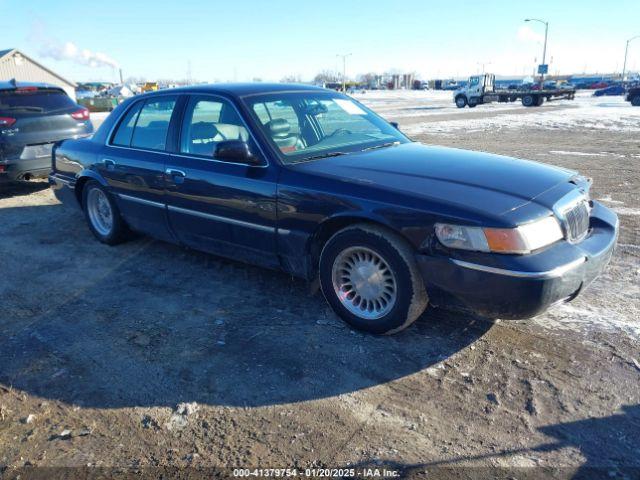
xmin=416 ymin=201 xmax=619 ymax=319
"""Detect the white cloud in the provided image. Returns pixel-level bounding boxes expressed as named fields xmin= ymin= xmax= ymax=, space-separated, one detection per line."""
xmin=29 ymin=19 xmax=119 ymax=70
xmin=517 ymin=25 xmax=545 ymax=44
xmin=40 ymin=40 xmax=119 ymax=69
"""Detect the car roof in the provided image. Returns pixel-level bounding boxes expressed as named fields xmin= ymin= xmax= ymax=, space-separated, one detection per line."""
xmin=136 ymin=82 xmax=330 ymax=99
xmin=0 ymin=80 xmax=65 ymax=92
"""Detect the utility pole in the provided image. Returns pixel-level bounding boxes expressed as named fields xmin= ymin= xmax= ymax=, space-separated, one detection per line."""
xmin=336 ymin=53 xmax=352 ymax=92
xmin=622 ymin=36 xmax=640 ymax=83
xmin=525 ymin=18 xmax=549 ymax=89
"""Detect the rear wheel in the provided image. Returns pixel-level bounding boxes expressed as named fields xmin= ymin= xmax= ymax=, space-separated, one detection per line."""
xmin=319 ymin=224 xmax=428 ymax=334
xmin=631 ymin=95 xmax=640 ymax=107
xmin=455 ymin=96 xmax=467 ymax=108
xmin=82 ymin=181 xmax=130 ymax=245
xmin=522 ymin=94 xmax=536 ymax=107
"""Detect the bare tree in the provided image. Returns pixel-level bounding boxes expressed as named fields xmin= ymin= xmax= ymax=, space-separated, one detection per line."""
xmin=313 ymin=70 xmax=339 ymax=85
xmin=280 ymin=74 xmax=302 ymax=83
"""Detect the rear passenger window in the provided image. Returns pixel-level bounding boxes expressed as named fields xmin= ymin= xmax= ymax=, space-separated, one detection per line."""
xmin=130 ymin=97 xmax=177 ymax=151
xmin=180 ymin=97 xmax=249 ymax=158
xmin=111 ymin=101 xmax=143 ymax=146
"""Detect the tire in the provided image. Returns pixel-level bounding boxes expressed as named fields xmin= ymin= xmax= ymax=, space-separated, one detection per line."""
xmin=522 ymin=94 xmax=535 ymax=107
xmin=631 ymin=95 xmax=640 ymax=107
xmin=537 ymin=96 xmax=545 ymax=106
xmin=82 ymin=181 xmax=130 ymax=245
xmin=468 ymin=98 xmax=477 ymax=108
xmin=455 ymin=96 xmax=467 ymax=108
xmin=319 ymin=224 xmax=428 ymax=334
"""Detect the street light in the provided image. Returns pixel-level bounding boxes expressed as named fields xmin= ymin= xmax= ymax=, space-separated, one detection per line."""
xmin=336 ymin=53 xmax=352 ymax=92
xmin=525 ymin=18 xmax=549 ymax=89
xmin=622 ymin=36 xmax=640 ymax=83
xmin=477 ymin=61 xmax=491 ymax=75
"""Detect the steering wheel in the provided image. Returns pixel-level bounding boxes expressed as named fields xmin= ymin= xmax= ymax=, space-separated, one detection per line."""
xmin=326 ymin=128 xmax=352 ymax=138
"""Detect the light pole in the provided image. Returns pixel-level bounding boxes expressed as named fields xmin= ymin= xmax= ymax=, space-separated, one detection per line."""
xmin=525 ymin=18 xmax=549 ymax=89
xmin=622 ymin=36 xmax=640 ymax=83
xmin=477 ymin=62 xmax=491 ymax=75
xmin=337 ymin=53 xmax=352 ymax=92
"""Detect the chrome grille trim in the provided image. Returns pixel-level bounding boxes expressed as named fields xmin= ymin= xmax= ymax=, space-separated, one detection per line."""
xmin=553 ymin=190 xmax=590 ymax=244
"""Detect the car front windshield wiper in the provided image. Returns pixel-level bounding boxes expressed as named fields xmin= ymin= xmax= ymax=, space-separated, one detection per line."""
xmin=361 ymin=141 xmax=400 ymax=152
xmin=300 ymin=151 xmax=350 ymax=162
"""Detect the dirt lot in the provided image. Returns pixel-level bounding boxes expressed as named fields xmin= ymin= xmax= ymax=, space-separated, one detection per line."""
xmin=1 ymin=92 xmax=639 ymax=479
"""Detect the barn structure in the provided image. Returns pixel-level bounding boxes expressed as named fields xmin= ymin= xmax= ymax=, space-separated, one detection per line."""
xmin=0 ymin=48 xmax=77 ymax=100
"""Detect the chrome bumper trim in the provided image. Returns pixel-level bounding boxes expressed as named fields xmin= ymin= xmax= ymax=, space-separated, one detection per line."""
xmin=450 ymin=257 xmax=586 ymax=279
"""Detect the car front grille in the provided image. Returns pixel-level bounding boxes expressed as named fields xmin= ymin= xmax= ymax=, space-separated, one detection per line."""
xmin=559 ymin=196 xmax=590 ymax=243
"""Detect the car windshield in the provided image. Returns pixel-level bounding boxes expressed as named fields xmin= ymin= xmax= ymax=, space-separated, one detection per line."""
xmin=243 ymin=91 xmax=409 ymax=164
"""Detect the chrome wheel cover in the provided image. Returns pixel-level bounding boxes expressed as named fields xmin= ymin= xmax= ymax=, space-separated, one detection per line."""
xmin=87 ymin=188 xmax=113 ymax=236
xmin=331 ymin=246 xmax=397 ymax=320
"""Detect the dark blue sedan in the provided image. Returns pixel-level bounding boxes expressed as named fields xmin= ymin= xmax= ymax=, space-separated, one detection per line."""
xmin=593 ymin=85 xmax=626 ymax=96
xmin=49 ymin=84 xmax=618 ymax=334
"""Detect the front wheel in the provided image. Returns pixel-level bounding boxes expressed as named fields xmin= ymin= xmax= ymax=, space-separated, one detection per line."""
xmin=319 ymin=224 xmax=428 ymax=334
xmin=82 ymin=181 xmax=130 ymax=245
xmin=455 ymin=96 xmax=467 ymax=108
xmin=631 ymin=95 xmax=640 ymax=107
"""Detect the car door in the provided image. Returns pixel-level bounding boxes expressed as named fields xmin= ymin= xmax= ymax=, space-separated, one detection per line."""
xmin=164 ymin=94 xmax=279 ymax=268
xmin=98 ymin=95 xmax=179 ymax=242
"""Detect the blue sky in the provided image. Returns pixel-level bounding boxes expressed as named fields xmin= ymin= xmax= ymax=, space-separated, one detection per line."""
xmin=2 ymin=0 xmax=640 ymax=83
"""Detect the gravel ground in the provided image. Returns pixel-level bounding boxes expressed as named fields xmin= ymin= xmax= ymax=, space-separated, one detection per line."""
xmin=0 ymin=92 xmax=639 ymax=479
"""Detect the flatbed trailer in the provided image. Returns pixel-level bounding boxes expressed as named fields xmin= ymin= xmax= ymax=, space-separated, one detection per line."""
xmin=454 ymin=74 xmax=576 ymax=108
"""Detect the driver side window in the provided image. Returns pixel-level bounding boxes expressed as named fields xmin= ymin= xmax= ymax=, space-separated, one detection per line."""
xmin=180 ymin=96 xmax=249 ymax=158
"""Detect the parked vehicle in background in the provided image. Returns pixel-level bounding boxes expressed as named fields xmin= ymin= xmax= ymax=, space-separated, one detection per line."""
xmin=454 ymin=74 xmax=575 ymax=108
xmin=79 ymin=97 xmax=119 ymax=112
xmin=532 ymin=81 xmax=558 ymax=91
xmin=593 ymin=85 xmax=626 ymax=97
xmin=141 ymin=82 xmax=159 ymax=93
xmin=626 ymin=86 xmax=640 ymax=106
xmin=590 ymin=82 xmax=609 ymax=90
xmin=0 ymin=80 xmax=93 ymax=181
xmin=49 ymin=83 xmax=617 ymax=335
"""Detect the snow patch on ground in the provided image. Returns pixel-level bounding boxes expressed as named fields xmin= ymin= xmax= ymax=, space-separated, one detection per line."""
xmin=611 ymin=206 xmax=640 ymax=216
xmin=398 ymin=95 xmax=640 ymax=134
xmin=598 ymin=196 xmax=624 ymax=205
xmin=534 ymin=302 xmax=640 ymax=340
xmin=549 ymin=151 xmax=607 ymax=157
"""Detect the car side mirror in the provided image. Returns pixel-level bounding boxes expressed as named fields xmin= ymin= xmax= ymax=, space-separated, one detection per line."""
xmin=390 ymin=121 xmax=400 ymax=130
xmin=214 ymin=140 xmax=261 ymax=166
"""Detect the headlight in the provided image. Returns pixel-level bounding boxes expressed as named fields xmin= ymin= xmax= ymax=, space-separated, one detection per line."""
xmin=435 ymin=216 xmax=563 ymax=254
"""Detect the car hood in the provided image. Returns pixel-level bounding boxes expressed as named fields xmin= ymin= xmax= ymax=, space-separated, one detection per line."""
xmin=289 ymin=143 xmax=577 ymax=217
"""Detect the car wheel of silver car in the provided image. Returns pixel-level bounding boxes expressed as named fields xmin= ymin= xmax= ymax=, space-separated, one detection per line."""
xmin=319 ymin=224 xmax=428 ymax=335
xmin=82 ymin=181 xmax=130 ymax=245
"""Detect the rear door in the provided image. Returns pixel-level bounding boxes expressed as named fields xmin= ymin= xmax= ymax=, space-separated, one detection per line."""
xmin=97 ymin=94 xmax=179 ymax=242
xmin=164 ymin=94 xmax=279 ymax=268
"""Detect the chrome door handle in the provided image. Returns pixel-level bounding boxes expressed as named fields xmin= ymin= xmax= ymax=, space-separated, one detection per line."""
xmin=103 ymin=158 xmax=116 ymax=170
xmin=165 ymin=168 xmax=186 ymax=178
